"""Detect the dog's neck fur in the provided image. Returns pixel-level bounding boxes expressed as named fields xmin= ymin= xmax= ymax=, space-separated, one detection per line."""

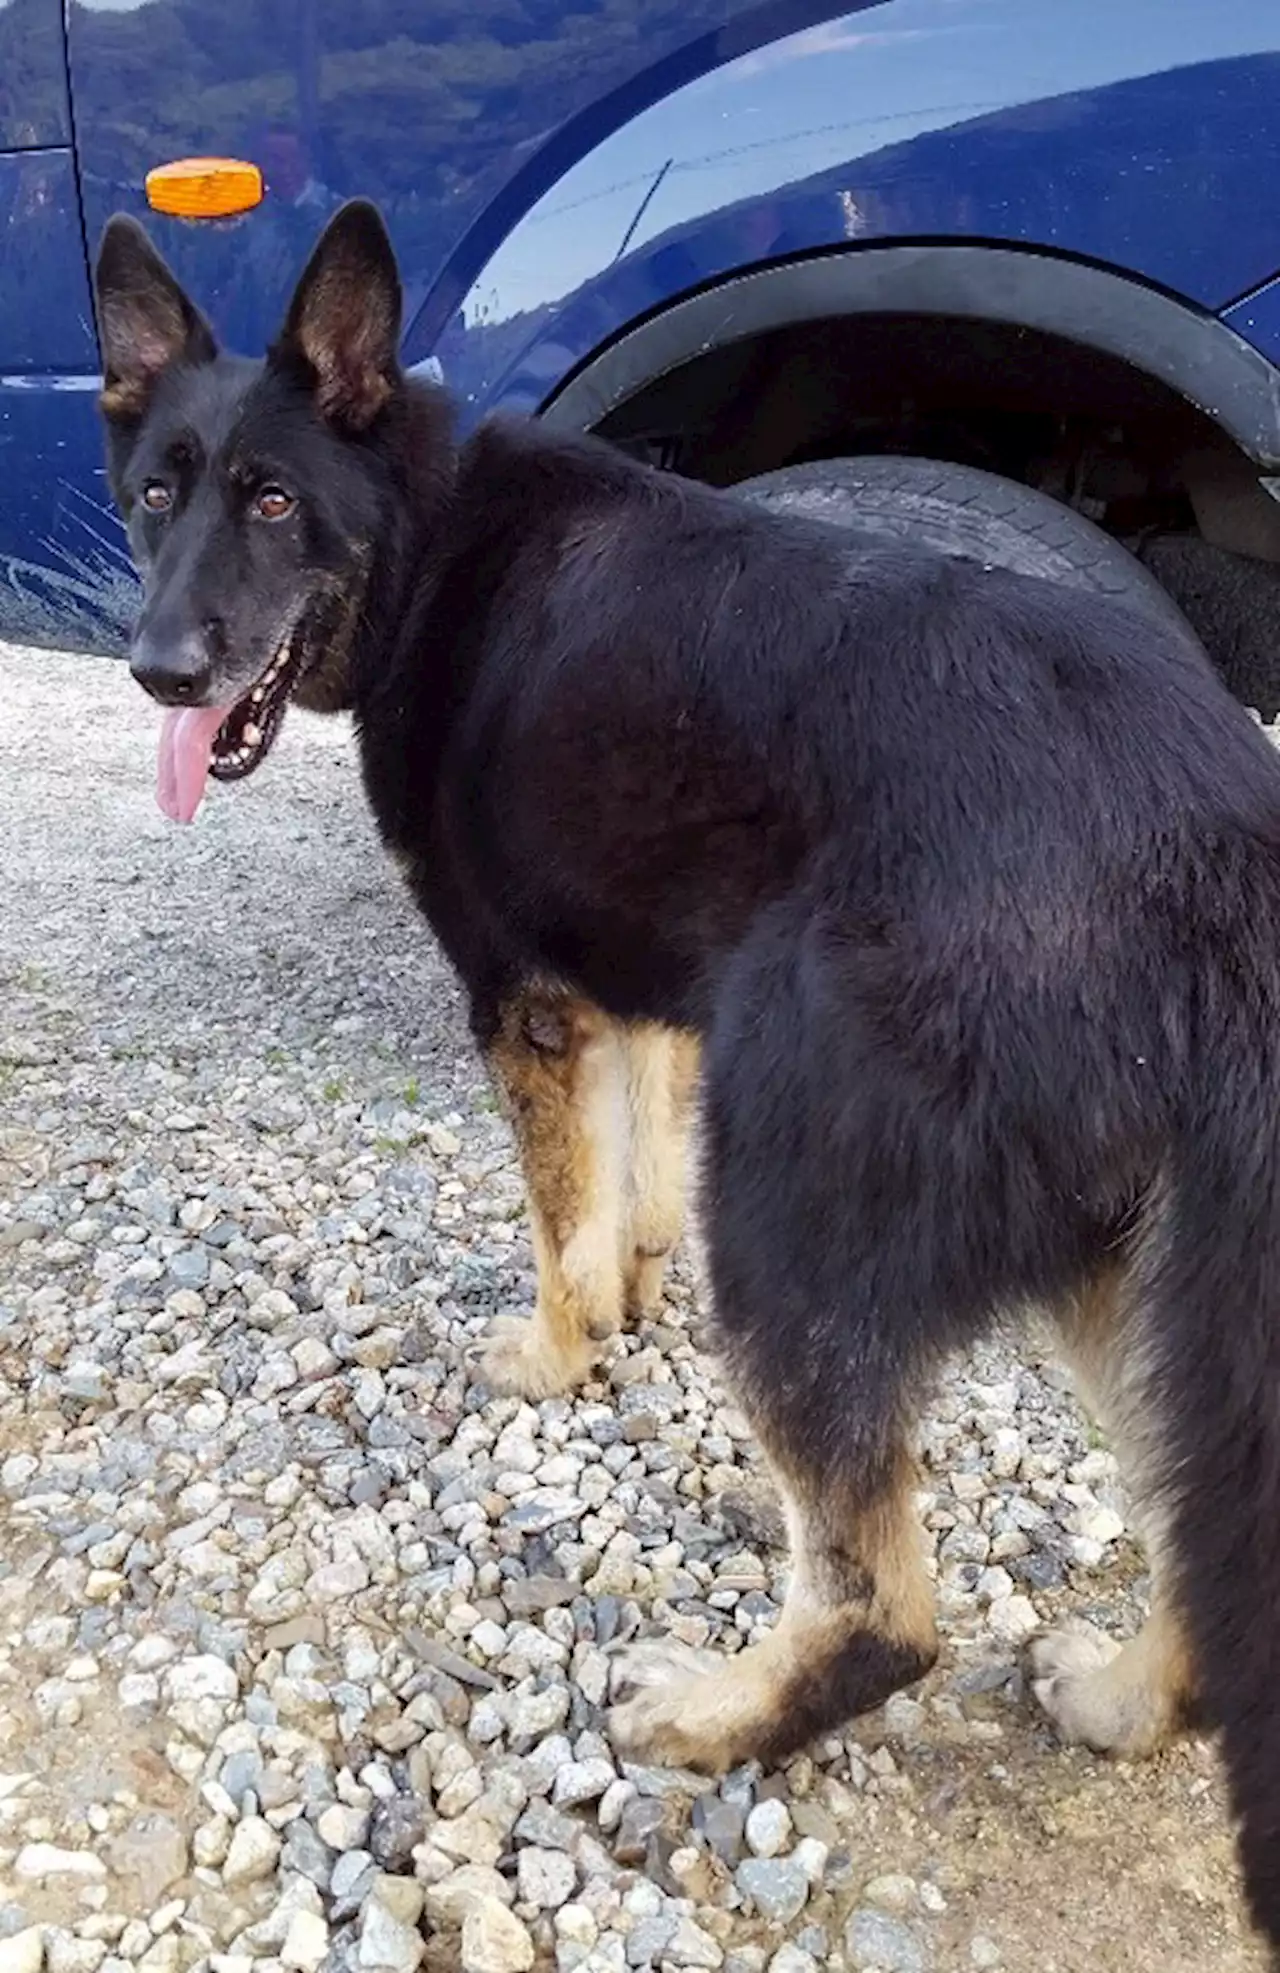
xmin=339 ymin=381 xmax=460 ymax=709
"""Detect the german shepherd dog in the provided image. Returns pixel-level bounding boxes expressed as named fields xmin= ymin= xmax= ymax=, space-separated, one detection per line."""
xmin=96 ymin=200 xmax=1280 ymax=1950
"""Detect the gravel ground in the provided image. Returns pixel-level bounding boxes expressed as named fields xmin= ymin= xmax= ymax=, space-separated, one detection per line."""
xmin=0 ymin=640 xmax=1270 ymax=1973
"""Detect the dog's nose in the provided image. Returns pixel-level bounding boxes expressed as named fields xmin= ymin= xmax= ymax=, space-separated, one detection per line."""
xmin=130 ymin=625 xmax=217 ymax=706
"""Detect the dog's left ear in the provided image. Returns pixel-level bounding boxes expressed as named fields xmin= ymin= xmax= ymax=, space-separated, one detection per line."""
xmin=95 ymin=214 xmax=218 ymax=422
xmin=272 ymin=200 xmax=402 ymax=430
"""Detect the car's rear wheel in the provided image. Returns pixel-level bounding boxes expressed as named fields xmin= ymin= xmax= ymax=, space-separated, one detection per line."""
xmin=733 ymin=454 xmax=1198 ymax=646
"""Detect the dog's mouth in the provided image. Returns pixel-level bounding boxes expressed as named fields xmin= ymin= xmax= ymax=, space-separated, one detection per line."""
xmin=156 ymin=627 xmax=303 ymax=825
xmin=208 ymin=633 xmax=302 ymax=783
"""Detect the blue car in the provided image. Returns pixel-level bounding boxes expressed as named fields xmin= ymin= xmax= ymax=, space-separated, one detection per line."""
xmin=5 ymin=0 xmax=1280 ymax=707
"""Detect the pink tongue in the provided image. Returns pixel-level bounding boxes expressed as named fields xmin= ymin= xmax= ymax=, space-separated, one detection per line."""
xmin=156 ymin=704 xmax=236 ymax=824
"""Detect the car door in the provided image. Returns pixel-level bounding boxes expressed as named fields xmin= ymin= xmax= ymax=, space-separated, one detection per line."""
xmin=0 ymin=0 xmax=133 ymax=651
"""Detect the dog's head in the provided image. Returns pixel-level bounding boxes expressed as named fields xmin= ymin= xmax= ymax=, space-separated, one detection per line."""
xmin=94 ymin=199 xmax=408 ymax=822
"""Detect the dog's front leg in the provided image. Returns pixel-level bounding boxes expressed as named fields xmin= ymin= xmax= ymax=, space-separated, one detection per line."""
xmin=473 ymin=984 xmax=629 ymax=1398
xmin=620 ymin=1023 xmax=701 ymax=1323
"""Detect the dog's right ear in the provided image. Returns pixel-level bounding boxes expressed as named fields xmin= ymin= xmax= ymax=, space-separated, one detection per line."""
xmin=94 ymin=214 xmax=217 ymax=422
xmin=270 ymin=199 xmax=402 ymax=431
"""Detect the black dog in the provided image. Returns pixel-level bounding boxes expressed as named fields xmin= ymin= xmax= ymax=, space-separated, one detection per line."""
xmin=96 ymin=199 xmax=1280 ymax=1953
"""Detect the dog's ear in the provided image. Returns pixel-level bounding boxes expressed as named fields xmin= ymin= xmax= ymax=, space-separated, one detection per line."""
xmin=272 ymin=200 xmax=402 ymax=430
xmin=95 ymin=214 xmax=217 ymax=422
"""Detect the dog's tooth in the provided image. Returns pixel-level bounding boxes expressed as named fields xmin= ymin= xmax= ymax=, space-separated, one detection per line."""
xmin=242 ymin=722 xmax=262 ymax=748
xmin=251 ymin=687 xmax=264 ymax=704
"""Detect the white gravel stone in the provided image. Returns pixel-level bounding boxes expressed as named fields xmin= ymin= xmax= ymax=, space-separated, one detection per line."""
xmin=45 ymin=1937 xmax=103 ymax=1973
xmin=317 ymin=1803 xmax=371 ymax=1850
xmin=281 ymin=1912 xmax=330 ymax=1973
xmin=425 ymin=1866 xmax=515 ymax=1928
xmin=358 ymin=1899 xmax=423 ymax=1973
xmin=551 ymin=1759 xmax=616 ymax=1809
xmin=14 ymin=1847 xmax=105 ymax=1882
xmin=460 ymin=1898 xmax=535 ymax=1973
xmin=986 ymin=1595 xmax=1041 ymax=1645
xmin=432 ymin=1809 xmax=505 ymax=1868
xmin=165 ymin=1655 xmax=238 ymax=1704
xmin=516 ymin=1846 xmax=577 ymax=1909
xmin=1070 ymin=1504 xmax=1126 ymax=1545
xmin=745 ymin=1800 xmax=792 ymax=1859
xmin=0 ymin=1929 xmax=45 ymax=1973
xmin=221 ymin=1817 xmax=282 ymax=1886
xmin=665 ymin=1918 xmax=723 ymax=1969
xmin=555 ymin=1906 xmax=598 ymax=1954
xmin=792 ymin=1838 xmax=829 ymax=1885
xmin=768 ymin=1950 xmax=817 ymax=1973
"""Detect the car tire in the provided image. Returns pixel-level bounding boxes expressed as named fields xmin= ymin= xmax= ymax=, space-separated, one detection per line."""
xmin=733 ymin=454 xmax=1198 ymax=645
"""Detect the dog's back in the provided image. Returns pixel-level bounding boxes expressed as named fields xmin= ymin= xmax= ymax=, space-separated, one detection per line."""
xmin=380 ymin=417 xmax=1280 ymax=1050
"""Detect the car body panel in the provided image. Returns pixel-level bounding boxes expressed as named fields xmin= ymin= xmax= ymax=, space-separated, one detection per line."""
xmin=435 ymin=7 xmax=1280 ymax=417
xmin=0 ymin=0 xmax=71 ymax=148
xmin=0 ymin=380 xmax=136 ymax=652
xmin=1223 ymin=277 xmax=1280 ymax=371
xmin=0 ymin=144 xmax=134 ymax=652
xmin=0 ymin=150 xmax=99 ymax=372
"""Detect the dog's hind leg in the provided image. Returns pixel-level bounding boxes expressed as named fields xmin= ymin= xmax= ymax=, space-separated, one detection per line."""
xmin=620 ymin=1024 xmax=701 ymax=1324
xmin=475 ymin=984 xmax=629 ymax=1398
xmin=1109 ymin=1131 xmax=1280 ymax=1953
xmin=611 ymin=935 xmax=944 ymax=1771
xmin=610 ymin=1410 xmax=938 ymax=1771
xmin=1030 ymin=1269 xmax=1200 ymax=1757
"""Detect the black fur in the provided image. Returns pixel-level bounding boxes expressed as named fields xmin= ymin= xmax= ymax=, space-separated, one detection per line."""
xmin=97 ymin=201 xmax=1280 ymax=1953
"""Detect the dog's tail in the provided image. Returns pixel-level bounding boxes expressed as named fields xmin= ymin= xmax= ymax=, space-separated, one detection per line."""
xmin=1154 ymin=1022 xmax=1280 ymax=1953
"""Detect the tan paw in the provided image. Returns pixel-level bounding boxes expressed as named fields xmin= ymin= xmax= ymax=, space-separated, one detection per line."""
xmin=609 ymin=1638 xmax=749 ymax=1773
xmin=468 ymin=1313 xmax=593 ymax=1400
xmin=585 ymin=1303 xmax=624 ymax=1344
xmin=622 ymin=1244 xmax=677 ymax=1326
xmin=1030 ymin=1622 xmax=1163 ymax=1757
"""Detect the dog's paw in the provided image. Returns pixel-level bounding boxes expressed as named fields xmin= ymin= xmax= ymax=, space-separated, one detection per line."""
xmin=1030 ymin=1623 xmax=1133 ymax=1752
xmin=584 ymin=1304 xmax=624 ymax=1344
xmin=608 ymin=1638 xmax=742 ymax=1773
xmin=622 ymin=1247 xmax=673 ymax=1326
xmin=467 ymin=1313 xmax=593 ymax=1400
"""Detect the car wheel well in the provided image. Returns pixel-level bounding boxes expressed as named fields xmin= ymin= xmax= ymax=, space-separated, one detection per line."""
xmin=586 ymin=309 xmax=1280 ymax=717
xmin=593 ymin=312 xmax=1268 ymax=549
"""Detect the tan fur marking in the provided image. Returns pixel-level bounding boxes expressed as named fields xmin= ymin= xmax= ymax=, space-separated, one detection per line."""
xmin=1036 ymin=1268 xmax=1200 ymax=1753
xmin=621 ymin=1025 xmax=700 ymax=1320
xmin=1055 ymin=1271 xmax=1159 ymax=1482
xmin=611 ymin=1446 xmax=936 ymax=1771
xmin=779 ymin=1447 xmax=938 ymax=1666
xmin=99 ymin=380 xmax=146 ymax=421
xmin=476 ymin=988 xmax=628 ymax=1397
xmin=1031 ymin=1602 xmax=1197 ymax=1756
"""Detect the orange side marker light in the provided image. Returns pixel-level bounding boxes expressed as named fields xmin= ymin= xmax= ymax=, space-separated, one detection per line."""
xmin=145 ymin=158 xmax=264 ymax=220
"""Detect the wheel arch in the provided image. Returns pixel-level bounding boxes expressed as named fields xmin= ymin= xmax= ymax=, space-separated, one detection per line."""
xmin=538 ymin=242 xmax=1280 ymax=470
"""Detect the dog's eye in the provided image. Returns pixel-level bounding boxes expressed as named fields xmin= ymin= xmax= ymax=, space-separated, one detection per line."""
xmin=141 ymin=481 xmax=172 ymax=514
xmin=255 ymin=486 xmax=295 ymax=521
